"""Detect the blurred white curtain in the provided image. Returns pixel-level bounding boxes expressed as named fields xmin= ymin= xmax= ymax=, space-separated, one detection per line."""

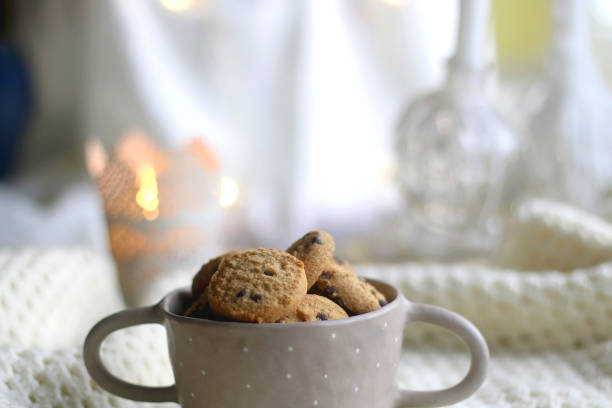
xmin=3 ymin=0 xmax=457 ymax=249
xmin=294 ymin=0 xmax=457 ymax=236
xmin=85 ymin=0 xmax=458 ymax=246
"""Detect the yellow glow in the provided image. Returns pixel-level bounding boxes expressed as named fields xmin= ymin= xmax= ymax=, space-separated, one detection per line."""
xmin=493 ymin=0 xmax=552 ymax=66
xmin=136 ymin=164 xmax=160 ymax=219
xmin=382 ymin=0 xmax=410 ymax=6
xmin=160 ymin=0 xmax=193 ymax=12
xmin=219 ymin=177 xmax=239 ymax=208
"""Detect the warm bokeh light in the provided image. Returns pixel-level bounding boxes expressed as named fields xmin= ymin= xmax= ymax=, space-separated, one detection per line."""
xmin=381 ymin=0 xmax=411 ymax=7
xmin=219 ymin=176 xmax=239 ymax=208
xmin=136 ymin=164 xmax=160 ymax=220
xmin=187 ymin=138 xmax=221 ymax=172
xmin=116 ymin=130 xmax=169 ymax=175
xmin=143 ymin=208 xmax=160 ymax=221
xmin=85 ymin=138 xmax=108 ymax=179
xmin=160 ymin=0 xmax=194 ymax=12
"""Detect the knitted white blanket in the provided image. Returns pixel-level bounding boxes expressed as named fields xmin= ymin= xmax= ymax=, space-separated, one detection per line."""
xmin=1 ymin=200 xmax=611 ymax=407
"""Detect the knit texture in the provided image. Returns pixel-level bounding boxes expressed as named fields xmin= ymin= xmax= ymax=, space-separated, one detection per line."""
xmin=495 ymin=199 xmax=612 ymax=272
xmin=0 ymin=200 xmax=611 ymax=407
xmin=0 ymin=249 xmax=124 ymax=349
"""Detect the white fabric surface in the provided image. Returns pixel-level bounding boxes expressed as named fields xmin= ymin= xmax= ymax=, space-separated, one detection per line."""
xmin=1 ymin=200 xmax=612 ymax=407
xmin=0 ymin=249 xmax=123 ymax=349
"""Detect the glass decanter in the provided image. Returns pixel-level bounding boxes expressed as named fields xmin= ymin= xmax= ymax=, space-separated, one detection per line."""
xmin=394 ymin=0 xmax=518 ymax=255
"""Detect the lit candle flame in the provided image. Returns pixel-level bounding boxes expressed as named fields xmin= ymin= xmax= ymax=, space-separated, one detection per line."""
xmin=136 ymin=164 xmax=160 ymax=220
xmin=219 ymin=177 xmax=239 ymax=208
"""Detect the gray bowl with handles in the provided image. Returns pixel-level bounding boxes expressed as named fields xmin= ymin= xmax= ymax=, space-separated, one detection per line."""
xmin=84 ymin=279 xmax=488 ymax=407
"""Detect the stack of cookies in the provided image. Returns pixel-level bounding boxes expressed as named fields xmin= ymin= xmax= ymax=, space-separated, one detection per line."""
xmin=184 ymin=230 xmax=388 ymax=323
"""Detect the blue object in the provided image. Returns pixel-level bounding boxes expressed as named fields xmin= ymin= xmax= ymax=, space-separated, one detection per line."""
xmin=0 ymin=44 xmax=32 ymax=177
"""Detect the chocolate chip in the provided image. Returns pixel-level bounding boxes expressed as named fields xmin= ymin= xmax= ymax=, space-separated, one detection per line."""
xmin=311 ymin=236 xmax=324 ymax=245
xmin=250 ymin=294 xmax=263 ymax=303
xmin=333 ymin=255 xmax=344 ymax=265
xmin=324 ymin=286 xmax=337 ymax=295
xmin=320 ymin=273 xmax=331 ymax=280
xmin=379 ymin=299 xmax=388 ymax=307
xmin=236 ymin=289 xmax=247 ymax=298
xmin=275 ymin=319 xmax=281 ymax=323
xmin=316 ymin=313 xmax=328 ymax=320
xmin=333 ymin=296 xmax=347 ymax=310
xmin=264 ymin=270 xmax=275 ymax=276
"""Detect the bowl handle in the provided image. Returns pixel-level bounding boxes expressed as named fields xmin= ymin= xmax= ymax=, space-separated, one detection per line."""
xmin=395 ymin=302 xmax=489 ymax=407
xmin=83 ymin=305 xmax=178 ymax=403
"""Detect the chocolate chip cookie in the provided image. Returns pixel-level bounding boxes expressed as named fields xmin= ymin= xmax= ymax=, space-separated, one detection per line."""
xmin=271 ymin=294 xmax=349 ymax=323
xmin=185 ymin=287 xmax=211 ymax=319
xmin=192 ymin=252 xmax=234 ymax=299
xmin=208 ymin=248 xmax=307 ymax=323
xmin=287 ymin=230 xmax=335 ymax=289
xmin=309 ymin=262 xmax=387 ymax=315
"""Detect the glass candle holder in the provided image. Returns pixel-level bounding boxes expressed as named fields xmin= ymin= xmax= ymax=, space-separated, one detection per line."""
xmin=87 ymin=132 xmax=234 ymax=306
